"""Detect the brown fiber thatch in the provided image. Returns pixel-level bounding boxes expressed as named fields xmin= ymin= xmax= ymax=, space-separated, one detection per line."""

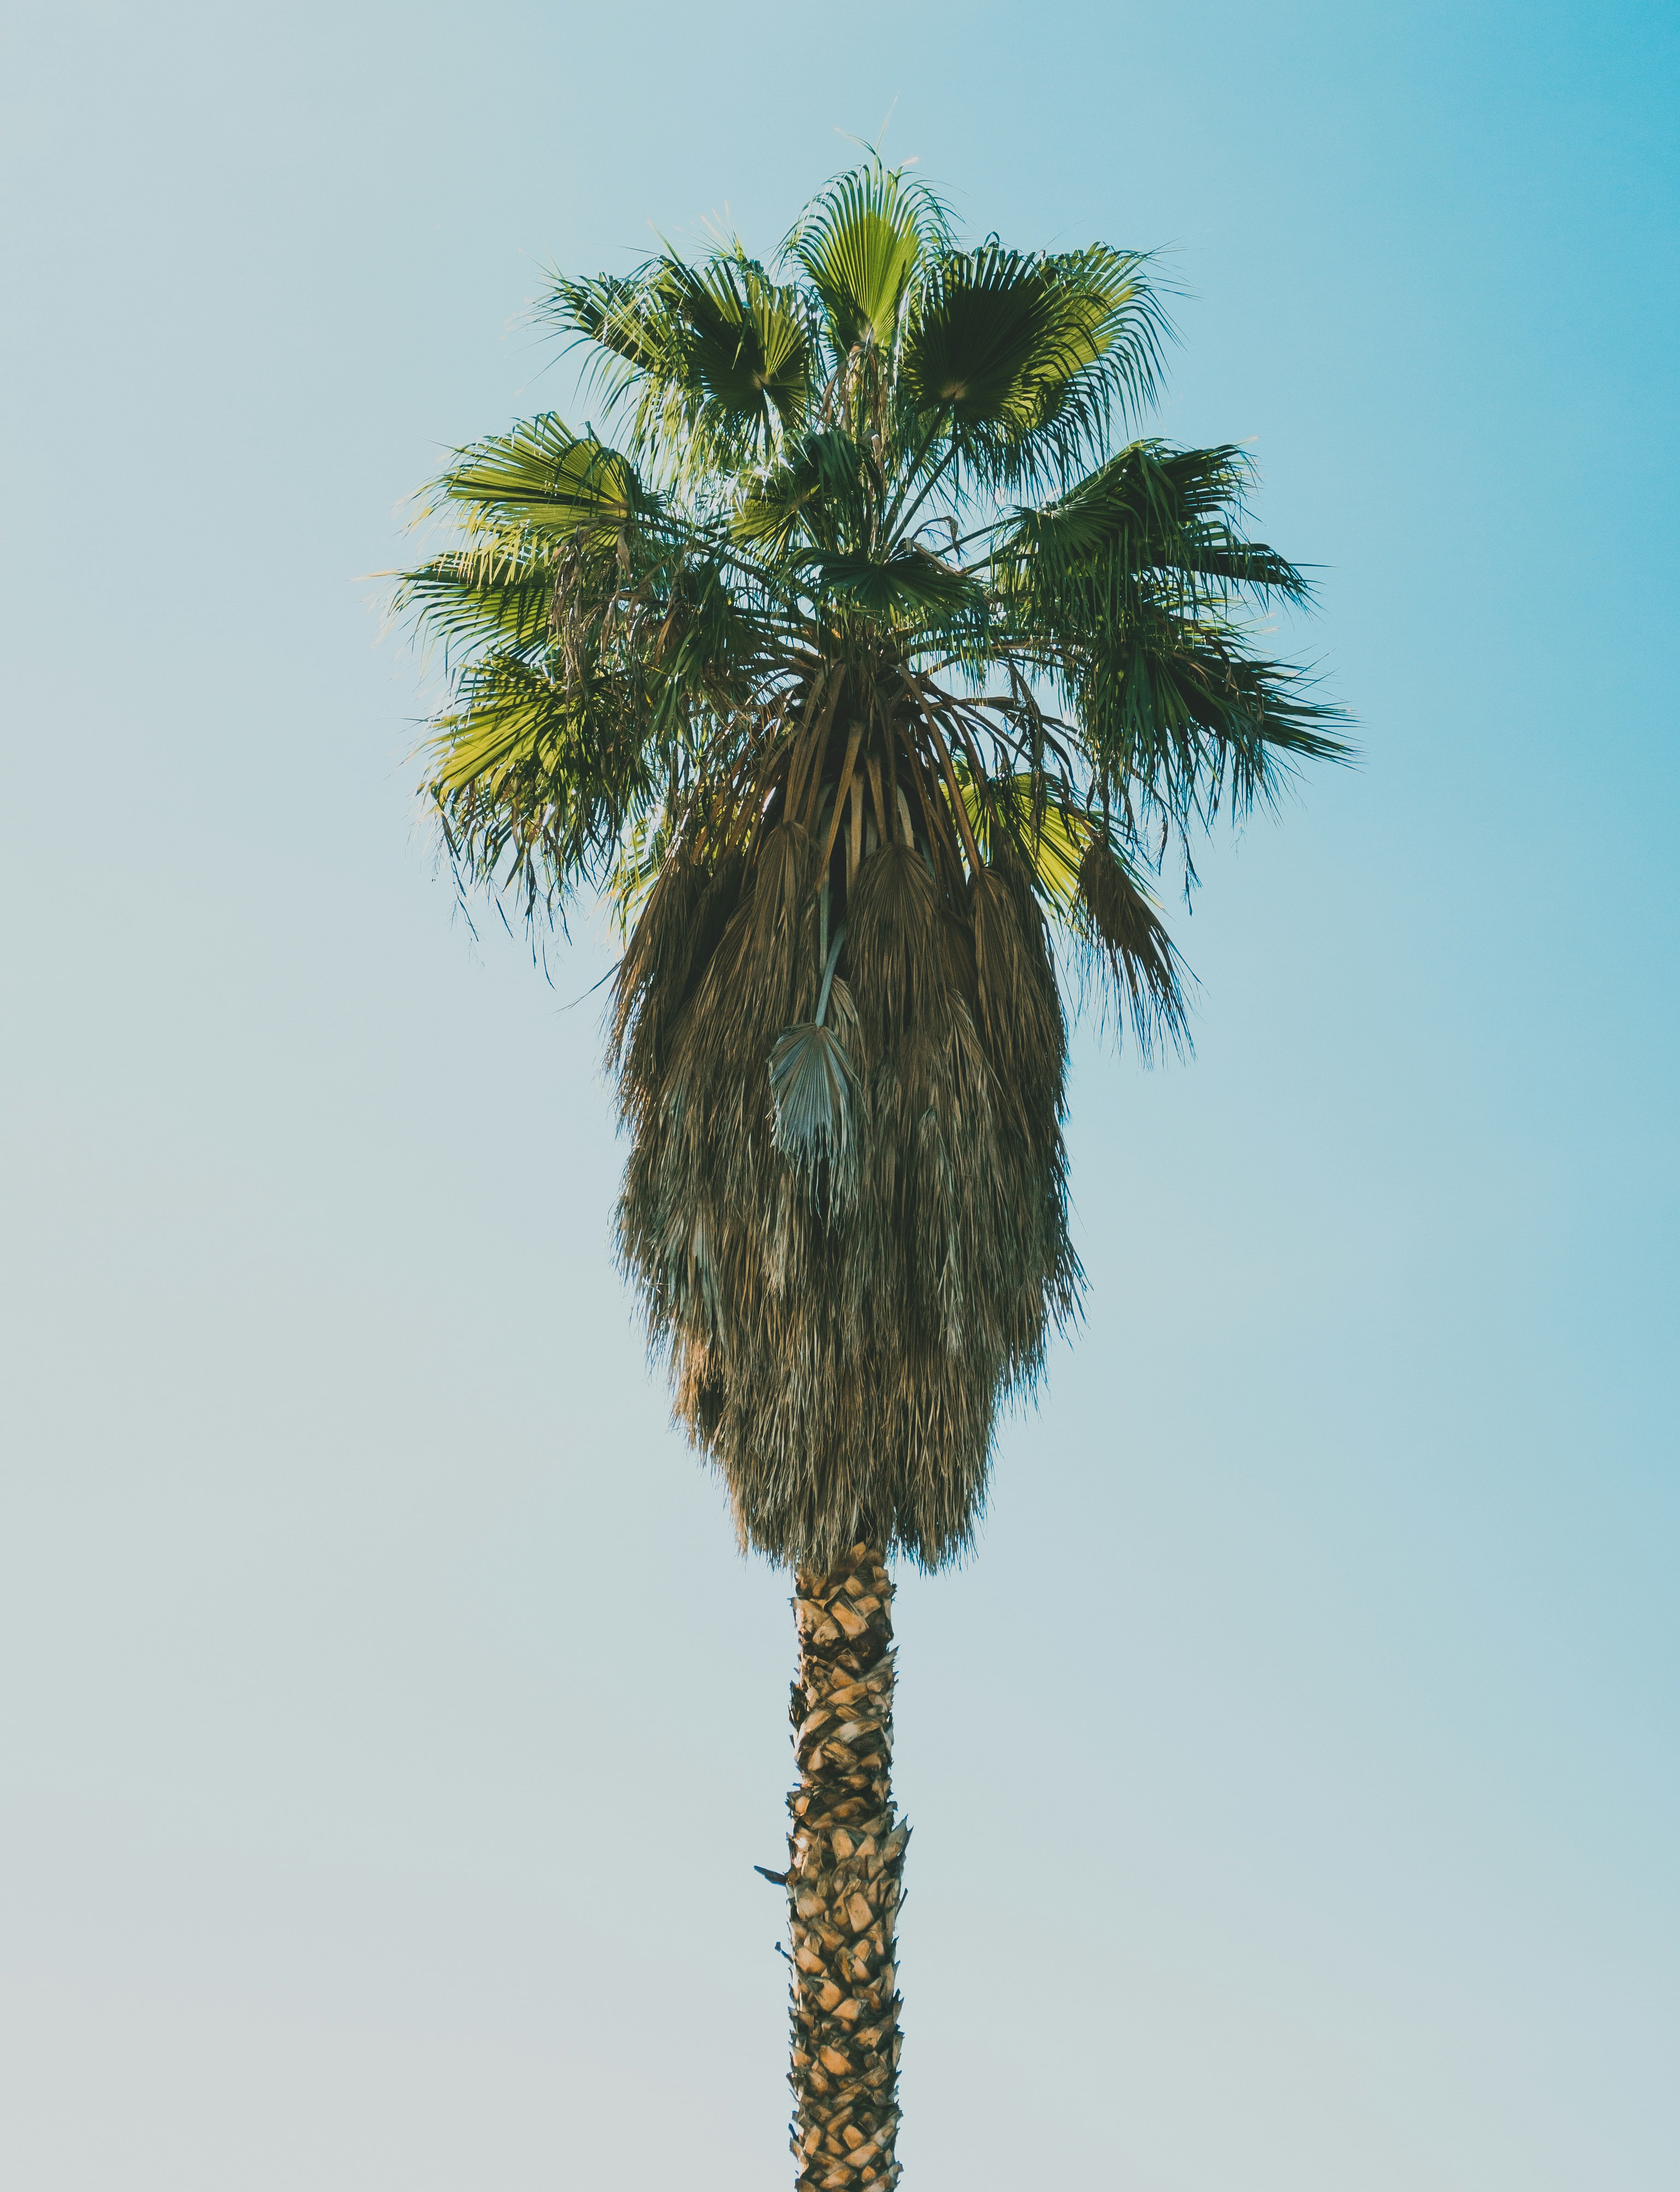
xmin=612 ymin=717 xmax=1081 ymax=1568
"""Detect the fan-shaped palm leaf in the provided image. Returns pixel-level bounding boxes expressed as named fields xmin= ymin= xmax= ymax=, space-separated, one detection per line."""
xmin=811 ymin=543 xmax=986 ymax=630
xmin=425 ymin=415 xmax=640 ymax=537
xmin=1003 ymin=439 xmax=1313 ymax=610
xmin=549 ymin=255 xmax=814 ymax=476
xmin=785 ymin=158 xmax=953 ymax=355
xmin=733 ymin=427 xmax=872 ymax=552
xmin=899 ymin=242 xmax=1168 ymax=483
xmin=767 ymin=1017 xmax=858 ymax=1196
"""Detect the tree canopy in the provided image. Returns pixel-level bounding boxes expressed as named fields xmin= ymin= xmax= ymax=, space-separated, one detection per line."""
xmin=396 ymin=160 xmax=1346 ymax=1568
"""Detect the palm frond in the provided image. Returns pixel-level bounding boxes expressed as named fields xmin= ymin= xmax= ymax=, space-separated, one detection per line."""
xmin=421 ymin=415 xmax=641 ymax=537
xmin=733 ymin=427 xmax=872 ymax=552
xmin=768 ymin=1018 xmax=858 ymax=1202
xmin=956 ymin=769 xmax=1088 ymax=909
xmin=546 ymin=254 xmax=815 ymax=478
xmin=899 ymin=244 xmax=1170 ymax=486
xmin=395 ymin=536 xmax=561 ymax=659
xmin=426 ymin=652 xmax=665 ymax=915
xmin=810 ymin=544 xmax=988 ymax=636
xmin=783 ymin=159 xmax=955 ymax=356
xmin=999 ymin=439 xmax=1313 ymax=610
xmin=1073 ymin=836 xmax=1191 ymax=1055
xmin=1068 ymin=606 xmax=1350 ymax=827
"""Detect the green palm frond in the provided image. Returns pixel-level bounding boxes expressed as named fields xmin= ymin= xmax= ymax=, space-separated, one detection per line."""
xmin=810 ymin=543 xmax=987 ymax=633
xmin=899 ymin=243 xmax=1168 ymax=484
xmin=396 ymin=538 xmax=559 ymax=659
xmin=548 ymin=254 xmax=814 ymax=477
xmin=950 ymin=770 xmax=1187 ymax=1049
xmin=956 ymin=769 xmax=1089 ymax=909
xmin=1068 ymin=604 xmax=1348 ymax=825
xmin=1073 ymin=834 xmax=1190 ymax=1054
xmin=424 ymin=415 xmax=641 ymax=537
xmin=1000 ymin=439 xmax=1313 ymax=610
xmin=900 ymin=246 xmax=1071 ymax=425
xmin=733 ymin=427 xmax=872 ymax=552
xmin=427 ymin=652 xmax=664 ymax=914
xmin=784 ymin=159 xmax=954 ymax=356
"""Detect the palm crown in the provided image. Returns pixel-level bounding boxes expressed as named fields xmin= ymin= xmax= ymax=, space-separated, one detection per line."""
xmin=398 ymin=160 xmax=1344 ymax=1570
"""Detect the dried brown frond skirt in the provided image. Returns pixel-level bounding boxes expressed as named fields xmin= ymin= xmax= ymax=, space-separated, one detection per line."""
xmin=613 ymin=817 xmax=1079 ymax=1571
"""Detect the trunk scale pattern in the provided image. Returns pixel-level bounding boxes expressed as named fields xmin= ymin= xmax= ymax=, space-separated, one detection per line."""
xmin=785 ymin=1545 xmax=907 ymax=2190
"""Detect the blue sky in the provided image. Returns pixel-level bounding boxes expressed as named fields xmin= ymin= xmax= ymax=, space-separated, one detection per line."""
xmin=2 ymin=2 xmax=1676 ymax=2186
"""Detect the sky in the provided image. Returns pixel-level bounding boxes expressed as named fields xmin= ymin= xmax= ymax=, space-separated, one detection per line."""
xmin=1 ymin=1 xmax=1676 ymax=2187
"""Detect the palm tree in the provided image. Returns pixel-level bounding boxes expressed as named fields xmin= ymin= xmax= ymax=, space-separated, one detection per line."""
xmin=396 ymin=158 xmax=1344 ymax=2190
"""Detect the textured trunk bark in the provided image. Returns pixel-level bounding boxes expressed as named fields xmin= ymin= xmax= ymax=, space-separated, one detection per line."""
xmin=785 ymin=1544 xmax=908 ymax=2190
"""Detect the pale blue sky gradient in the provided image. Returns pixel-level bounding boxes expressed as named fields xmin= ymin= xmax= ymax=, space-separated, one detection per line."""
xmin=2 ymin=3 xmax=1677 ymax=2187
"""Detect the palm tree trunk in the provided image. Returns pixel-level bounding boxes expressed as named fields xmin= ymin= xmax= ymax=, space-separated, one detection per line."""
xmin=785 ymin=1543 xmax=908 ymax=2190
